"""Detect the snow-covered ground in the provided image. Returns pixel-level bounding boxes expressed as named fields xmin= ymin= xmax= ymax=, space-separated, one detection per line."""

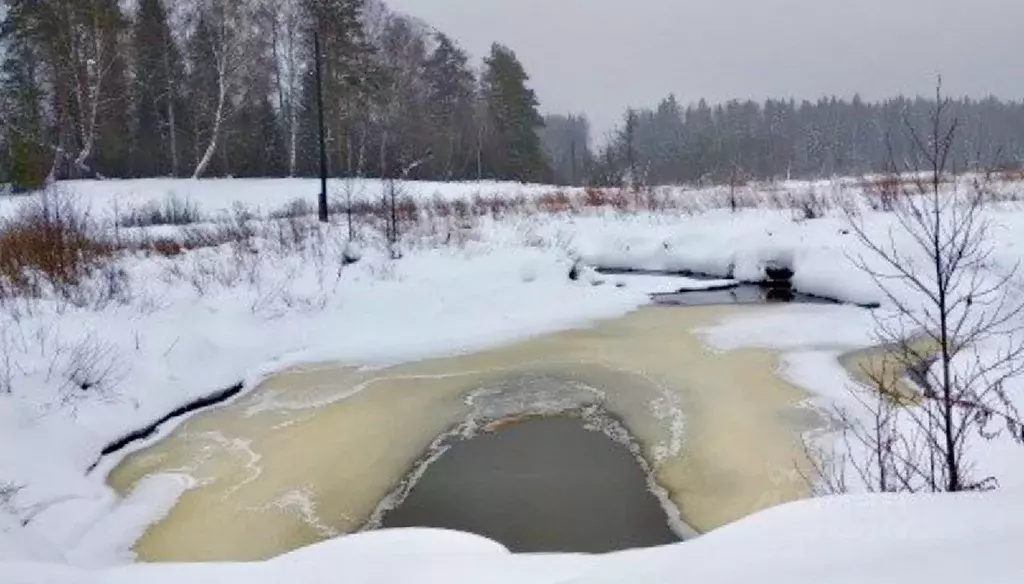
xmin=2 ymin=177 xmax=1024 ymax=582
xmin=8 ymin=492 xmax=1022 ymax=583
xmin=0 ymin=178 xmax=583 ymax=223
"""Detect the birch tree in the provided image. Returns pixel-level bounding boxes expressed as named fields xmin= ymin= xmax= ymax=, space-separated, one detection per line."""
xmin=187 ymin=0 xmax=260 ymax=178
xmin=266 ymin=0 xmax=304 ymax=176
xmin=65 ymin=0 xmax=125 ymax=177
xmin=11 ymin=0 xmax=127 ymax=179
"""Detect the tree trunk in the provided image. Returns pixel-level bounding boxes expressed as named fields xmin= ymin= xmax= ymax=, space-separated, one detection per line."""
xmin=271 ymin=16 xmax=294 ymax=176
xmin=192 ymin=65 xmax=227 ymax=179
xmin=73 ymin=89 xmax=99 ymax=175
xmin=164 ymin=43 xmax=179 ymax=177
xmin=167 ymin=96 xmax=179 ymax=177
xmin=346 ymin=135 xmax=353 ymax=175
xmin=289 ymin=112 xmax=298 ymax=177
xmin=380 ymin=128 xmax=388 ymax=178
xmin=357 ymin=124 xmax=367 ymax=177
xmin=476 ymin=127 xmax=483 ymax=180
xmin=73 ymin=11 xmax=105 ymax=177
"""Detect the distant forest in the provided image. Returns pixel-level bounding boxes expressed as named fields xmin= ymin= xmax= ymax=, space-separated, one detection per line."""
xmin=556 ymin=95 xmax=1024 ymax=187
xmin=2 ymin=0 xmax=1023 ymax=191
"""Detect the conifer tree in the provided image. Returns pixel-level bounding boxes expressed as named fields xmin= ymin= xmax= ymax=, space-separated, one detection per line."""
xmin=300 ymin=0 xmax=377 ymax=175
xmin=480 ymin=44 xmax=547 ymax=182
xmin=0 ymin=0 xmax=50 ymax=190
xmin=423 ymin=33 xmax=476 ymax=179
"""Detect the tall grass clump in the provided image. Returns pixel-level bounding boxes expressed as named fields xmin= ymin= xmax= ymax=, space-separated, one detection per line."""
xmin=117 ymin=194 xmax=204 ymax=227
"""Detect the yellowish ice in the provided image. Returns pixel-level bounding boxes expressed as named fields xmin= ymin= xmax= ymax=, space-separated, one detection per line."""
xmin=110 ymin=305 xmax=841 ymax=562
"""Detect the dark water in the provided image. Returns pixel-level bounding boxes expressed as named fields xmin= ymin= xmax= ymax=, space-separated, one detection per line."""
xmin=598 ymin=266 xmax=843 ymax=307
xmin=651 ymin=285 xmax=838 ymax=307
xmin=380 ymin=417 xmax=680 ymax=553
xmin=597 ymin=267 xmax=839 ymax=307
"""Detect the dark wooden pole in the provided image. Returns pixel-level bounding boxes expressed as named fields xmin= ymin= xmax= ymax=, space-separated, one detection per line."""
xmin=315 ymin=32 xmax=329 ymax=223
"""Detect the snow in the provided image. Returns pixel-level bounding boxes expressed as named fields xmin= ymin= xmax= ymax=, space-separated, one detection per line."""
xmin=0 ymin=178 xmax=580 ymax=222
xmin=781 ymin=350 xmax=865 ymax=407
xmin=5 ymin=492 xmax=1022 ymax=584
xmin=0 ymin=242 xmax=655 ymax=564
xmin=699 ymin=304 xmax=878 ymax=351
xmin=567 ymin=210 xmax=888 ymax=306
xmin=602 ymin=273 xmax=737 ymax=293
xmin=2 ymin=177 xmax=1024 ymax=582
xmin=63 ymin=473 xmax=196 ymax=567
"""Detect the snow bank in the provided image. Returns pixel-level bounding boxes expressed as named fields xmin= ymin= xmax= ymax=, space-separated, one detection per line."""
xmin=565 ymin=211 xmax=886 ymax=306
xmin=6 ymin=492 xmax=1022 ymax=584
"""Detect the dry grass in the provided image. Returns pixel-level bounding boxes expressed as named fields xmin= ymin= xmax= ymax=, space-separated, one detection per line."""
xmin=0 ymin=193 xmax=117 ymax=300
xmin=251 ymin=179 xmax=1024 ymax=242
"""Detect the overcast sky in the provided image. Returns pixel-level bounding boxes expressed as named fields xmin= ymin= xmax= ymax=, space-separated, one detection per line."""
xmin=387 ymin=0 xmax=1024 ymax=139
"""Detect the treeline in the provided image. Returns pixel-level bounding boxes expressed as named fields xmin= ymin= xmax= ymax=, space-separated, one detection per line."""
xmin=574 ymin=95 xmax=1024 ymax=186
xmin=5 ymin=1 xmax=1024 ymax=193
xmin=0 ymin=0 xmax=549 ymax=191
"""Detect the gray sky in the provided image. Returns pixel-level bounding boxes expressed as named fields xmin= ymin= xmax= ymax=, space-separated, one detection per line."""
xmin=387 ymin=0 xmax=1024 ymax=139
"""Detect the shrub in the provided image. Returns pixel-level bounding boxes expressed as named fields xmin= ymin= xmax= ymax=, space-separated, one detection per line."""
xmin=118 ymin=194 xmax=203 ymax=227
xmin=797 ymin=189 xmax=827 ymax=220
xmin=0 ymin=191 xmax=115 ymax=300
xmin=271 ymin=198 xmax=315 ymax=219
xmin=583 ymin=188 xmax=608 ymax=208
xmin=145 ymin=237 xmax=185 ymax=257
xmin=538 ymin=191 xmax=573 ymax=213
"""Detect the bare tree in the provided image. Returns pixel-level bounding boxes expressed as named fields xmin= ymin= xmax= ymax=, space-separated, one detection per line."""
xmin=189 ymin=0 xmax=260 ymax=178
xmin=835 ymin=81 xmax=1024 ymax=493
xmin=727 ymin=163 xmax=749 ymax=213
xmin=267 ymin=0 xmax=303 ymax=176
xmin=382 ymin=152 xmax=431 ymax=257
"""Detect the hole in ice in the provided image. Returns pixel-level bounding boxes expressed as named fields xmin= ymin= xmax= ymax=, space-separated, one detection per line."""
xmin=378 ymin=415 xmax=681 ymax=553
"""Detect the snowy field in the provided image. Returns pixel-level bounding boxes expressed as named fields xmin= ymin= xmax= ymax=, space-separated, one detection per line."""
xmin=2 ymin=177 xmax=1024 ymax=582
xmin=0 ymin=178 xmax=585 ymax=223
xmin=5 ymin=174 xmax=993 ymax=224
